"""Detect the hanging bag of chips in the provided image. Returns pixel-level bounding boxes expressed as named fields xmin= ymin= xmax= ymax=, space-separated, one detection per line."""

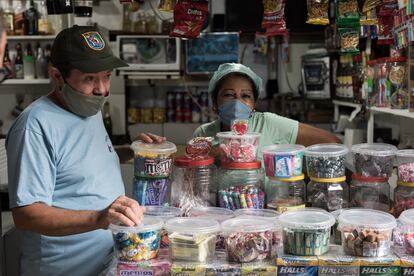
xmin=306 ymin=0 xmax=329 ymax=25
xmin=169 ymin=0 xmax=208 ymax=39
xmin=339 ymin=25 xmax=360 ymax=54
xmin=262 ymin=0 xmax=288 ymax=36
xmin=336 ymin=0 xmax=360 ymax=26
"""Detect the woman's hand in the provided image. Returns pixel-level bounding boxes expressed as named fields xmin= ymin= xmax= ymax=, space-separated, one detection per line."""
xmin=136 ymin=133 xmax=166 ymax=143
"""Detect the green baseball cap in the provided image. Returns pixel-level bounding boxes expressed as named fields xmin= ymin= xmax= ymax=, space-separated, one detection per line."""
xmin=208 ymin=63 xmax=263 ymax=98
xmin=51 ymin=25 xmax=128 ymax=73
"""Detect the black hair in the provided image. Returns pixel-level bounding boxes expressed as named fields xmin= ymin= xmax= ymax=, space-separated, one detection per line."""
xmin=211 ymin=72 xmax=258 ymax=106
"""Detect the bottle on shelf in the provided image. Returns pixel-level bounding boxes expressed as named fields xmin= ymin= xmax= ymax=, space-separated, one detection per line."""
xmin=3 ymin=44 xmax=14 ymax=79
xmin=13 ymin=0 xmax=26 ymax=36
xmin=14 ymin=43 xmax=24 ymax=79
xmin=3 ymin=0 xmax=15 ymax=35
xmin=37 ymin=0 xmax=50 ymax=35
xmin=35 ymin=43 xmax=47 ymax=79
xmin=103 ymin=101 xmax=113 ymax=139
xmin=25 ymin=0 xmax=39 ymax=35
xmin=74 ymin=0 xmax=93 ymax=17
xmin=23 ymin=43 xmax=35 ymax=79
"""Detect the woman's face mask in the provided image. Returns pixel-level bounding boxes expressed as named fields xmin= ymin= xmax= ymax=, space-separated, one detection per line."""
xmin=218 ymin=99 xmax=253 ymax=126
xmin=58 ymin=83 xmax=108 ymax=117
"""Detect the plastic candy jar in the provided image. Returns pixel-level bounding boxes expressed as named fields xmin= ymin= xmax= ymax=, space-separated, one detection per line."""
xmin=266 ymin=175 xmax=306 ymax=212
xmin=216 ymin=131 xmax=260 ymax=163
xmin=304 ymin=143 xmax=349 ymax=178
xmin=217 ymin=160 xmax=265 ymax=210
xmin=338 ymin=208 xmax=397 ymax=257
xmin=262 ymin=144 xmax=305 ymax=178
xmin=394 ymin=181 xmax=414 ymax=217
xmin=397 ymin=149 xmax=414 ymax=183
xmin=171 ymin=156 xmax=217 ymax=216
xmin=279 ymin=208 xmax=335 ymax=256
xmin=350 ymin=174 xmax=390 ymax=212
xmin=351 ymin=143 xmax=397 ymax=178
xmin=307 ymin=176 xmax=349 ymax=212
xmin=397 ymin=209 xmax=414 ymax=255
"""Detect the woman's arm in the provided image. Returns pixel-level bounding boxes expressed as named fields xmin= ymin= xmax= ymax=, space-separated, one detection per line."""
xmin=296 ymin=123 xmax=341 ymax=146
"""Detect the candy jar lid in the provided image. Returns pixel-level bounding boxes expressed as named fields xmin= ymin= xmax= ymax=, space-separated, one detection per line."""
xmin=262 ymin=144 xmax=305 ymax=155
xmin=351 ymin=143 xmax=397 ymax=156
xmin=338 ymin=208 xmax=397 ymax=230
xmin=165 ymin=217 xmax=219 ymax=234
xmin=279 ymin=208 xmax=335 ymax=230
xmin=130 ymin=140 xmax=177 ymax=156
xmin=144 ymin=206 xmax=182 ymax=222
xmin=304 ymin=143 xmax=349 ymax=157
xmin=396 ymin=149 xmax=414 ymax=158
xmin=174 ymin=156 xmax=215 ymax=167
xmin=188 ymin=207 xmax=234 ymax=223
xmin=221 ymin=160 xmax=262 ymax=169
xmin=234 ymin=208 xmax=280 ymax=218
xmin=399 ymin=209 xmax=414 ymax=226
xmin=109 ymin=216 xmax=164 ymax=232
xmin=216 ymin=131 xmax=261 ymax=139
xmin=221 ymin=217 xmax=274 ymax=232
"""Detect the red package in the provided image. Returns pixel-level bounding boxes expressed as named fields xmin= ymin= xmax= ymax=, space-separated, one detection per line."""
xmin=169 ymin=0 xmax=208 ymax=39
xmin=262 ymin=0 xmax=286 ymax=29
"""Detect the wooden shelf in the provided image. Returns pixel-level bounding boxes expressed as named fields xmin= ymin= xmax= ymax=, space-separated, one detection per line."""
xmin=7 ymin=35 xmax=55 ymax=40
xmin=3 ymin=79 xmax=51 ymax=85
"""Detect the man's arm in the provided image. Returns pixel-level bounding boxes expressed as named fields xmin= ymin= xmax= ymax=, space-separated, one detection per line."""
xmin=296 ymin=123 xmax=341 ymax=146
xmin=12 ymin=196 xmax=144 ymax=236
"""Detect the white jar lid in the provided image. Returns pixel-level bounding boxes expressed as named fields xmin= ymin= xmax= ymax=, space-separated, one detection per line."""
xmin=165 ymin=217 xmax=219 ymax=234
xmin=216 ymin=131 xmax=260 ymax=140
xmin=262 ymin=144 xmax=305 ymax=155
xmin=338 ymin=208 xmax=397 ymax=230
xmin=351 ymin=143 xmax=397 ymax=156
xmin=399 ymin=209 xmax=414 ymax=226
xmin=130 ymin=140 xmax=177 ymax=155
xmin=188 ymin=207 xmax=234 ymax=221
xmin=279 ymin=208 xmax=335 ymax=230
xmin=144 ymin=206 xmax=182 ymax=222
xmin=304 ymin=143 xmax=349 ymax=157
xmin=234 ymin=208 xmax=280 ymax=218
xmin=109 ymin=216 xmax=163 ymax=233
xmin=221 ymin=217 xmax=274 ymax=232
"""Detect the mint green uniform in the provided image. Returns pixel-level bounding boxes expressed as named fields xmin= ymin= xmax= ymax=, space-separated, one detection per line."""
xmin=193 ymin=112 xmax=299 ymax=162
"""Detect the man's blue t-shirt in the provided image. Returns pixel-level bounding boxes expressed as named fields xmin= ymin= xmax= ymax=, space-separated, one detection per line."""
xmin=6 ymin=96 xmax=125 ymax=276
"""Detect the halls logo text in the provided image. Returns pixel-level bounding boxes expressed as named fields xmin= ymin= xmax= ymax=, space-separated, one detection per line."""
xmin=403 ymin=268 xmax=414 ymax=275
xmin=360 ymin=267 xmax=393 ymax=274
xmin=144 ymin=159 xmax=172 ymax=176
xmin=278 ymin=266 xmax=306 ymax=274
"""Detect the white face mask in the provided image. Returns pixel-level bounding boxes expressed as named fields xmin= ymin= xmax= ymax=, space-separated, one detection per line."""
xmin=58 ymin=83 xmax=108 ymax=117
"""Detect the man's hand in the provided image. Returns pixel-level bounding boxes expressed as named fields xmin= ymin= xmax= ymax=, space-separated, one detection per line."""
xmin=98 ymin=196 xmax=145 ymax=228
xmin=136 ymin=133 xmax=166 ymax=144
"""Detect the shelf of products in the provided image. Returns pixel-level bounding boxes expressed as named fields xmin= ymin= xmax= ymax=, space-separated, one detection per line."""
xmin=2 ymin=79 xmax=51 ymax=85
xmin=7 ymin=35 xmax=56 ymax=40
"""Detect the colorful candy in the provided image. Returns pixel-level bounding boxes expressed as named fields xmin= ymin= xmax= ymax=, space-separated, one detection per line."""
xmin=262 ymin=144 xmax=305 ymax=178
xmin=394 ymin=183 xmax=414 ymax=217
xmin=305 ymin=143 xmax=348 ymax=178
xmin=133 ymin=177 xmax=169 ymax=206
xmin=398 ymin=163 xmax=414 ymax=183
xmin=218 ymin=185 xmax=265 ymax=210
xmin=217 ymin=132 xmax=260 ymax=163
xmin=185 ymin=137 xmax=213 ymax=160
xmin=231 ymin=119 xmax=248 ymax=135
xmin=307 ymin=177 xmax=348 ymax=212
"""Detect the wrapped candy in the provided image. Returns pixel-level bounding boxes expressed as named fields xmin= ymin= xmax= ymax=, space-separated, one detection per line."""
xmin=304 ymin=143 xmax=349 ymax=178
xmin=185 ymin=137 xmax=213 ymax=160
xmin=110 ymin=217 xmax=163 ymax=262
xmin=217 ymin=132 xmax=260 ymax=163
xmin=231 ymin=119 xmax=248 ymax=135
xmin=262 ymin=144 xmax=305 ymax=178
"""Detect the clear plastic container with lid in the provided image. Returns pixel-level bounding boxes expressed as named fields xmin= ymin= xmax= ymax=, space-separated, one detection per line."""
xmin=397 ymin=149 xmax=414 ymax=183
xmin=389 ymin=56 xmax=408 ymax=109
xmin=217 ymin=161 xmax=265 ymax=210
xmin=331 ymin=209 xmax=346 ymax=245
xmin=307 ymin=176 xmax=349 ymax=212
xmin=397 ymin=209 xmax=414 ymax=255
xmin=171 ymin=156 xmax=217 ymax=216
xmin=279 ymin=208 xmax=335 ymax=256
xmin=130 ymin=140 xmax=177 ymax=178
xmin=216 ymin=131 xmax=260 ymax=163
xmin=338 ymin=208 xmax=397 ymax=257
xmin=304 ymin=143 xmax=349 ymax=178
xmin=262 ymin=144 xmax=305 ymax=178
xmin=266 ymin=175 xmax=306 ymax=213
xmin=110 ymin=216 xmax=164 ymax=262
xmin=133 ymin=177 xmax=171 ymax=206
xmin=394 ymin=181 xmax=414 ymax=217
xmin=351 ymin=143 xmax=397 ymax=177
xmin=221 ymin=217 xmax=274 ymax=262
xmin=234 ymin=209 xmax=282 ymax=258
xmin=188 ymin=206 xmax=234 ymax=223
xmin=350 ymin=174 xmax=390 ymax=212
xmin=165 ymin=217 xmax=219 ymax=262
xmin=144 ymin=206 xmax=182 ymax=248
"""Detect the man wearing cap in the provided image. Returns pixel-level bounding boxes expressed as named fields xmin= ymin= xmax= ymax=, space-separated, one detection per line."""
xmin=6 ymin=25 xmax=144 ymax=275
xmin=0 ymin=11 xmax=8 ymax=83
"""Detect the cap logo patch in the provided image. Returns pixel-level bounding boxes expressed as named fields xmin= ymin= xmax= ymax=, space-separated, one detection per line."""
xmin=81 ymin=31 xmax=105 ymax=51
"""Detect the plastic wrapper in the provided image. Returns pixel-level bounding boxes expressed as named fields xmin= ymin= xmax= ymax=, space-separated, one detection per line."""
xmin=217 ymin=132 xmax=260 ymax=163
xmin=110 ymin=217 xmax=163 ymax=262
xmin=362 ymin=0 xmax=382 ymax=12
xmin=266 ymin=175 xmax=306 ymax=213
xmin=158 ymin=0 xmax=176 ymax=12
xmin=389 ymin=57 xmax=408 ymax=109
xmin=339 ymin=27 xmax=360 ymax=54
xmin=169 ymin=0 xmax=208 ymax=39
xmin=185 ymin=137 xmax=213 ymax=160
xmin=359 ymin=254 xmax=401 ymax=275
xmin=276 ymin=255 xmax=318 ymax=276
xmin=318 ymin=245 xmax=360 ymax=276
xmin=372 ymin=60 xmax=391 ymax=107
xmin=337 ymin=0 xmax=360 ymax=25
xmin=165 ymin=217 xmax=219 ymax=263
xmin=351 ymin=143 xmax=397 ymax=178
xmin=221 ymin=217 xmax=273 ymax=263
xmin=394 ymin=182 xmax=414 ymax=218
xmin=397 ymin=150 xmax=414 ymax=183
xmin=306 ymin=0 xmax=329 ymax=25
xmin=279 ymin=208 xmax=335 ymax=256
xmin=396 ymin=209 xmax=414 ymax=255
xmin=338 ymin=209 xmax=397 ymax=257
xmin=262 ymin=0 xmax=286 ymax=29
xmin=307 ymin=177 xmax=349 ymax=212
xmin=304 ymin=143 xmax=348 ymax=178
xmin=231 ymin=119 xmax=248 ymax=135
xmin=262 ymin=144 xmax=305 ymax=178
